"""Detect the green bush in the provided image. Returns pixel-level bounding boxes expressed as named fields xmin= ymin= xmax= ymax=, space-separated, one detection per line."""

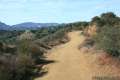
xmin=0 ymin=55 xmax=35 ymax=80
xmin=94 ymin=26 xmax=120 ymax=57
xmin=90 ymin=12 xmax=120 ymax=27
xmin=0 ymin=30 xmax=48 ymax=80
xmin=91 ymin=16 xmax=104 ymax=27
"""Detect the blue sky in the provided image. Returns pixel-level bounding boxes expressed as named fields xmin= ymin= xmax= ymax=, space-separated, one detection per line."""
xmin=0 ymin=0 xmax=120 ymax=25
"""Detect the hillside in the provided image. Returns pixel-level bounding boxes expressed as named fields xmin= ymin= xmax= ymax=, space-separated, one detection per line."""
xmin=0 ymin=22 xmax=11 ymax=30
xmin=0 ymin=12 xmax=120 ymax=80
xmin=36 ymin=31 xmax=120 ymax=80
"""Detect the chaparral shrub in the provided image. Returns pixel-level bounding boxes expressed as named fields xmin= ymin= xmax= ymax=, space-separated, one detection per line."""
xmin=94 ymin=26 xmax=120 ymax=57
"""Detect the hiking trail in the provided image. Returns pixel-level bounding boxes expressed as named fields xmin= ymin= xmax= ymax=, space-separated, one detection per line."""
xmin=36 ymin=31 xmax=120 ymax=80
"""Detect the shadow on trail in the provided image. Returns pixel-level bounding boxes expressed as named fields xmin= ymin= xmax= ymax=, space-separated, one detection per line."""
xmin=35 ymin=59 xmax=56 ymax=78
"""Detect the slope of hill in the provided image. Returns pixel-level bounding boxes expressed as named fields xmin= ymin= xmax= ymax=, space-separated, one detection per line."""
xmin=0 ymin=22 xmax=11 ymax=30
xmin=36 ymin=31 xmax=120 ymax=80
xmin=1 ymin=12 xmax=120 ymax=80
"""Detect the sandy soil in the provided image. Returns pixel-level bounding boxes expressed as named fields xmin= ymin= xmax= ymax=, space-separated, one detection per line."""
xmin=36 ymin=31 xmax=120 ymax=80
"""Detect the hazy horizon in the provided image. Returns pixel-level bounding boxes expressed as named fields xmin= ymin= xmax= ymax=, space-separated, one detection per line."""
xmin=0 ymin=0 xmax=120 ymax=25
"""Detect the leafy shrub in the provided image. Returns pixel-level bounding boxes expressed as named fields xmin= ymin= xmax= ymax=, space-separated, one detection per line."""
xmin=0 ymin=30 xmax=49 ymax=80
xmin=14 ymin=55 xmax=35 ymax=80
xmin=0 ymin=42 xmax=4 ymax=53
xmin=91 ymin=16 xmax=104 ymax=27
xmin=17 ymin=30 xmax=35 ymax=55
xmin=94 ymin=26 xmax=120 ymax=57
xmin=90 ymin=12 xmax=120 ymax=27
xmin=0 ymin=54 xmax=35 ymax=80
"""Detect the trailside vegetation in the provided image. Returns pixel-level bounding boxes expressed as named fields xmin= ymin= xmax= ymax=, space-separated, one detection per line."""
xmin=0 ymin=21 xmax=88 ymax=80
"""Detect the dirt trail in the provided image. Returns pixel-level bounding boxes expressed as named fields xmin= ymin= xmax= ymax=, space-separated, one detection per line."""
xmin=36 ymin=31 xmax=120 ymax=80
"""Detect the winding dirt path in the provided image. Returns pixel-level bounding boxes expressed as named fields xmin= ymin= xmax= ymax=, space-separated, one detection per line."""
xmin=36 ymin=31 xmax=120 ymax=80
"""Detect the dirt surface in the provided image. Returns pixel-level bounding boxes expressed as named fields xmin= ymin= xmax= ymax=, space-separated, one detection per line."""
xmin=36 ymin=31 xmax=120 ymax=80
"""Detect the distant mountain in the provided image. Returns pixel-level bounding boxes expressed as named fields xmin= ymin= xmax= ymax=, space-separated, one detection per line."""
xmin=12 ymin=22 xmax=59 ymax=30
xmin=0 ymin=22 xmax=11 ymax=30
xmin=0 ymin=22 xmax=59 ymax=30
